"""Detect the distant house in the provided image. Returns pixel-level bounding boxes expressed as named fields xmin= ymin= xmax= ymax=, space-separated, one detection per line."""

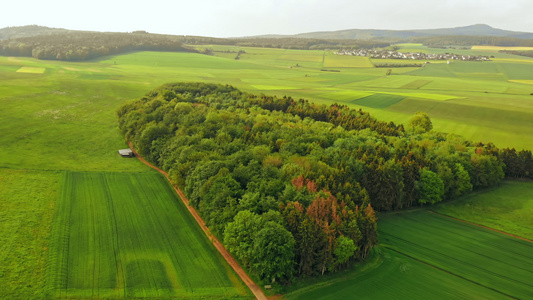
xmin=118 ymin=148 xmax=134 ymax=157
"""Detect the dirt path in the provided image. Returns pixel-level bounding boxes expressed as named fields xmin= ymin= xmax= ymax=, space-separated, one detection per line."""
xmin=128 ymin=143 xmax=267 ymax=300
xmin=429 ymin=211 xmax=533 ymax=243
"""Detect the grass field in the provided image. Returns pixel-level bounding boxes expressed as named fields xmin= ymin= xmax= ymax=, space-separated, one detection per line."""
xmin=323 ymin=53 xmax=374 ymax=68
xmin=436 ymin=180 xmax=533 ymax=239
xmin=2 ymin=43 xmax=533 ymax=297
xmin=286 ymin=210 xmax=533 ymax=299
xmin=0 ymin=169 xmax=59 ymax=299
xmin=16 ymin=66 xmax=46 ymax=73
xmin=47 ymin=171 xmax=250 ymax=299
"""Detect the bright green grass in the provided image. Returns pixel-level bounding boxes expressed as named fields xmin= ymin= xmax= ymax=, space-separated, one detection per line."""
xmin=378 ymin=211 xmax=533 ymax=299
xmin=279 ymin=49 xmax=325 ymax=63
xmin=16 ymin=66 xmax=46 ymax=73
xmin=286 ymin=210 xmax=533 ymax=300
xmin=285 ymin=247 xmax=507 ymax=300
xmin=0 ymin=169 xmax=59 ymax=299
xmin=47 ymin=171 xmax=250 ymax=299
xmin=323 ymin=53 xmax=374 ymax=68
xmin=436 ymin=180 xmax=533 ymax=239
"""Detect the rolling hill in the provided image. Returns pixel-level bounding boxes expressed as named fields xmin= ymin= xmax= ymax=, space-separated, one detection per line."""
xmin=243 ymin=24 xmax=533 ymax=40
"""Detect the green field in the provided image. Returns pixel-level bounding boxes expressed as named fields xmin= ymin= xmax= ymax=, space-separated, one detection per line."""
xmin=47 ymin=171 xmax=249 ymax=299
xmin=436 ymin=180 xmax=533 ymax=239
xmin=286 ymin=210 xmax=533 ymax=299
xmin=0 ymin=169 xmax=59 ymax=299
xmin=2 ymin=43 xmax=533 ymax=297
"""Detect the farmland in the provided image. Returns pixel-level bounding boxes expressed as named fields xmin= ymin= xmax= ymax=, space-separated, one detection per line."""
xmin=285 ymin=209 xmax=533 ymax=299
xmin=436 ymin=180 xmax=533 ymax=239
xmin=47 ymin=171 xmax=249 ymax=299
xmin=1 ymin=42 xmax=533 ymax=298
xmin=0 ymin=169 xmax=58 ymax=299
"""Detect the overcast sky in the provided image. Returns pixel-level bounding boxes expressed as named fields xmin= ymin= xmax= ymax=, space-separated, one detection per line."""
xmin=3 ymin=0 xmax=532 ymax=37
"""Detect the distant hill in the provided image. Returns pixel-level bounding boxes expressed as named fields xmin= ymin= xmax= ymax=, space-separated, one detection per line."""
xmin=0 ymin=25 xmax=72 ymax=40
xmin=244 ymin=24 xmax=533 ymax=40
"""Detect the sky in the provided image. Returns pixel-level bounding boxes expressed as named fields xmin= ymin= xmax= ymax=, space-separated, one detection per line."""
xmin=3 ymin=0 xmax=533 ymax=37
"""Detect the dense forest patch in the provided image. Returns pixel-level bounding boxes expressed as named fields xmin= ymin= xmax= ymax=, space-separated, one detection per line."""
xmin=0 ymin=31 xmax=198 ymax=61
xmin=117 ymin=82 xmax=532 ymax=283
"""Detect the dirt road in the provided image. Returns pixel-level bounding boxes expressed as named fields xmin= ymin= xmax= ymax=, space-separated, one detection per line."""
xmin=128 ymin=143 xmax=267 ymax=300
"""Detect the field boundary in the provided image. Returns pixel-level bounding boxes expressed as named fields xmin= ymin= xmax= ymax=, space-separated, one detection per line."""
xmin=428 ymin=211 xmax=533 ymax=243
xmin=128 ymin=142 xmax=266 ymax=300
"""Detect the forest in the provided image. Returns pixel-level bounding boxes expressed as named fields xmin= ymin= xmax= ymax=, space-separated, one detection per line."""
xmin=116 ymin=82 xmax=532 ymax=283
xmin=418 ymin=35 xmax=533 ymax=48
xmin=0 ymin=31 xmax=199 ymax=61
xmin=0 ymin=29 xmax=390 ymax=61
xmin=499 ymin=50 xmax=533 ymax=58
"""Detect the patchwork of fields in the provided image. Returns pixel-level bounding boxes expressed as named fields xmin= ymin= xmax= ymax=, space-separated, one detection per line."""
xmin=1 ymin=43 xmax=533 ymax=298
xmin=48 ymin=171 xmax=249 ymax=299
xmin=286 ymin=210 xmax=533 ymax=299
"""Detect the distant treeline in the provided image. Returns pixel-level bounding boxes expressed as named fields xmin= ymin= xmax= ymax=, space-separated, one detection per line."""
xmin=417 ymin=35 xmax=533 ymax=48
xmin=0 ymin=31 xmax=201 ymax=61
xmin=232 ymin=38 xmax=390 ymax=50
xmin=0 ymin=30 xmax=390 ymax=61
xmin=117 ymin=83 xmax=532 ymax=282
xmin=499 ymin=50 xmax=533 ymax=58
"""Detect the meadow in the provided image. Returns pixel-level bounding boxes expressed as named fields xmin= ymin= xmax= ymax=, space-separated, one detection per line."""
xmin=0 ymin=169 xmax=59 ymax=299
xmin=1 ymin=43 xmax=533 ymax=298
xmin=286 ymin=209 xmax=533 ymax=300
xmin=436 ymin=180 xmax=533 ymax=239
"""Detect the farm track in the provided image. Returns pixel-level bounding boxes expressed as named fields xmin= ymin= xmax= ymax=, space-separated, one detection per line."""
xmin=128 ymin=143 xmax=267 ymax=300
xmin=428 ymin=211 xmax=533 ymax=243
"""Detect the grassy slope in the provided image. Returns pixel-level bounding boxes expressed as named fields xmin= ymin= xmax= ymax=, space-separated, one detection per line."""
xmin=286 ymin=210 xmax=533 ymax=300
xmin=0 ymin=169 xmax=59 ymax=299
xmin=436 ymin=180 xmax=533 ymax=239
xmin=48 ymin=171 xmax=249 ymax=299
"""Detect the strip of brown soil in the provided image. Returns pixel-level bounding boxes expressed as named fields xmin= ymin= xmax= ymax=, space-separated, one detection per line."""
xmin=128 ymin=143 xmax=267 ymax=300
xmin=428 ymin=211 xmax=533 ymax=243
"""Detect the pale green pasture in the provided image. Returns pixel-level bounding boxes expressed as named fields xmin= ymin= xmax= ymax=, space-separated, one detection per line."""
xmin=279 ymin=49 xmax=325 ymax=63
xmin=0 ymin=67 xmax=149 ymax=171
xmin=323 ymin=53 xmax=374 ymax=68
xmin=17 ymin=66 xmax=46 ymax=73
xmin=437 ymin=180 xmax=533 ymax=239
